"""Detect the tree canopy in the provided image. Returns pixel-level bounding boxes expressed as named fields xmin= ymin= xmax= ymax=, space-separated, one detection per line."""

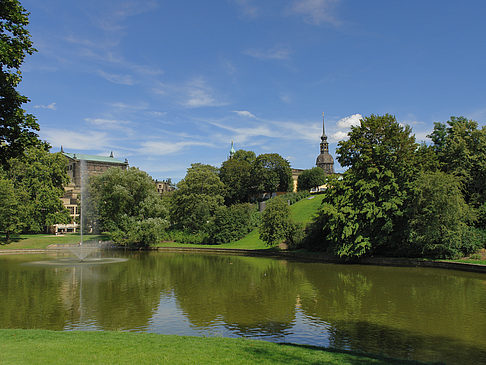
xmin=297 ymin=167 xmax=326 ymax=191
xmin=0 ymin=0 xmax=41 ymax=168
xmin=251 ymin=153 xmax=293 ymax=195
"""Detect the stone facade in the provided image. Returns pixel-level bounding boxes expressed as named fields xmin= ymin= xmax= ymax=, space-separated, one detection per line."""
xmin=53 ymin=152 xmax=128 ymax=234
xmin=155 ymin=179 xmax=175 ymax=194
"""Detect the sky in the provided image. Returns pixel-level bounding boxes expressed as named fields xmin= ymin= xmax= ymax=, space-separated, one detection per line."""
xmin=19 ymin=0 xmax=486 ymax=181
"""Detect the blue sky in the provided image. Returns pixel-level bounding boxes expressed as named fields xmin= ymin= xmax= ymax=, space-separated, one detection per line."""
xmin=20 ymin=0 xmax=486 ymax=181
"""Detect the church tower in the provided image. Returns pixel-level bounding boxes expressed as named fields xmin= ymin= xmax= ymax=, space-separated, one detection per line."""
xmin=316 ymin=113 xmax=334 ymax=174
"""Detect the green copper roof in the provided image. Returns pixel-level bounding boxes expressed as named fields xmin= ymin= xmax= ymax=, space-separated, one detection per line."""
xmin=63 ymin=153 xmax=127 ymax=164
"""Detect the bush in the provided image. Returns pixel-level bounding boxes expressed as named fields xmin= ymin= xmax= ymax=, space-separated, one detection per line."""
xmin=208 ymin=203 xmax=258 ymax=244
xmin=259 ymin=197 xmax=292 ymax=246
xmin=110 ymin=217 xmax=168 ymax=248
xmin=278 ymin=191 xmax=310 ymax=205
xmin=285 ymin=222 xmax=306 ymax=250
xmin=160 ymin=230 xmax=209 ymax=244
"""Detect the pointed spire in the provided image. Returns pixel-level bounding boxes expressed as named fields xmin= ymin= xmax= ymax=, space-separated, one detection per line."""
xmin=60 ymin=145 xmax=64 ymax=153
xmin=229 ymin=140 xmax=236 ymax=158
xmin=110 ymin=151 xmax=114 ymax=158
xmin=321 ymin=112 xmax=327 ymax=139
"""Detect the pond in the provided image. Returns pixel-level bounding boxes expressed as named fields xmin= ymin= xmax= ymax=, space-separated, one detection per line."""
xmin=1 ymin=251 xmax=485 ymax=364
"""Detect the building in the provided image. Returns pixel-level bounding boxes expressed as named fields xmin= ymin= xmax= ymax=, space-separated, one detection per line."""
xmin=316 ymin=112 xmax=334 ymax=174
xmin=155 ymin=179 xmax=175 ymax=194
xmin=53 ymin=149 xmax=129 ymax=234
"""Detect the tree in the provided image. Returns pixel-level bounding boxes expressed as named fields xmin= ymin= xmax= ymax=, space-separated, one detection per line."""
xmin=312 ymin=114 xmax=418 ymax=258
xmin=408 ymin=171 xmax=478 ymax=258
xmin=251 ymin=153 xmax=293 ymax=195
xmin=297 ymin=167 xmax=326 ymax=191
xmin=208 ymin=203 xmax=257 ymax=244
xmin=7 ymin=146 xmax=70 ymax=232
xmin=0 ymin=0 xmax=41 ymax=168
xmin=88 ymin=167 xmax=168 ymax=241
xmin=219 ymin=157 xmax=252 ymax=204
xmin=170 ymin=163 xmax=225 ymax=232
xmin=259 ymin=197 xmax=292 ymax=246
xmin=232 ymin=149 xmax=256 ymax=164
xmin=429 ymin=117 xmax=486 ymax=208
xmin=0 ymin=174 xmax=22 ymax=241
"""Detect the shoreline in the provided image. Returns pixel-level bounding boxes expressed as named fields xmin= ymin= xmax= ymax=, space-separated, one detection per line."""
xmin=2 ymin=245 xmax=486 ymax=274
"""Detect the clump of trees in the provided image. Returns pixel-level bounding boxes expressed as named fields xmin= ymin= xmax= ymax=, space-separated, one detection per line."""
xmin=87 ymin=167 xmax=169 ymax=247
xmin=306 ymin=114 xmax=486 ymax=259
xmin=297 ymin=167 xmax=326 ymax=191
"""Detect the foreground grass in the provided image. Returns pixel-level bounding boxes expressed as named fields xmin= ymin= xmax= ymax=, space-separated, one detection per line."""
xmin=0 ymin=329 xmax=421 ymax=365
xmin=0 ymin=234 xmax=109 ymax=250
xmin=290 ymin=193 xmax=325 ymax=224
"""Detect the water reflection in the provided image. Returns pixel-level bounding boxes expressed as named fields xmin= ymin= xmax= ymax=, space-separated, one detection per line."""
xmin=0 ymin=252 xmax=485 ymax=364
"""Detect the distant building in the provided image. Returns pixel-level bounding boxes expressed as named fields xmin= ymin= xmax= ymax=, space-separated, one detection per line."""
xmin=53 ymin=149 xmax=128 ymax=234
xmin=291 ymin=168 xmax=305 ymax=192
xmin=316 ymin=112 xmax=334 ymax=174
xmin=155 ymin=179 xmax=175 ymax=194
xmin=229 ymin=140 xmax=236 ymax=159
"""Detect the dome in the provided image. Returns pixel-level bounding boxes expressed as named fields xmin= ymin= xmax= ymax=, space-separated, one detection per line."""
xmin=316 ymin=153 xmax=334 ymax=165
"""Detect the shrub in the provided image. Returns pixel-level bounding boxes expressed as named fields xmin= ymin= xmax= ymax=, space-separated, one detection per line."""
xmin=259 ymin=197 xmax=292 ymax=246
xmin=208 ymin=203 xmax=258 ymax=244
xmin=110 ymin=217 xmax=168 ymax=248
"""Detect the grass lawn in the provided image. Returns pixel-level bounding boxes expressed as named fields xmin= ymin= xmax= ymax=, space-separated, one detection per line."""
xmin=0 ymin=233 xmax=109 ymax=250
xmin=0 ymin=329 xmax=421 ymax=365
xmin=290 ymin=193 xmax=325 ymax=224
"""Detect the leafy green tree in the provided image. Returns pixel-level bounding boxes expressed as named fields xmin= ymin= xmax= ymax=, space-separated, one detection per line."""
xmin=208 ymin=203 xmax=257 ymax=244
xmin=312 ymin=114 xmax=418 ymax=258
xmin=220 ymin=157 xmax=252 ymax=204
xmin=0 ymin=174 xmax=22 ymax=241
xmin=259 ymin=197 xmax=291 ymax=246
xmin=0 ymin=0 xmax=41 ymax=168
xmin=232 ymin=149 xmax=256 ymax=164
xmin=251 ymin=153 xmax=293 ymax=195
xmin=7 ymin=146 xmax=70 ymax=232
xmin=297 ymin=167 xmax=326 ymax=191
xmin=408 ymin=171 xmax=478 ymax=258
xmin=170 ymin=163 xmax=225 ymax=232
xmin=429 ymin=117 xmax=486 ymax=208
xmin=89 ymin=167 xmax=168 ymax=231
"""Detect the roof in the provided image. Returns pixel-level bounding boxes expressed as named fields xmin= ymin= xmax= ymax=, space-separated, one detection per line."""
xmin=316 ymin=153 xmax=334 ymax=164
xmin=63 ymin=153 xmax=127 ymax=165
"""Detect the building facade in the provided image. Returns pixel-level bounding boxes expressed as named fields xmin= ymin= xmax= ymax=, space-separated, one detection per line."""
xmin=54 ymin=151 xmax=129 ymax=234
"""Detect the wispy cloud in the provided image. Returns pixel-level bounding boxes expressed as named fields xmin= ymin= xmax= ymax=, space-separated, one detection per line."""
xmin=98 ymin=70 xmax=135 ymax=85
xmin=244 ymin=45 xmax=292 ymax=60
xmin=287 ymin=0 xmax=341 ymax=26
xmin=139 ymin=140 xmax=214 ymax=156
xmin=155 ymin=77 xmax=228 ymax=108
xmin=233 ymin=110 xmax=256 ymax=118
xmin=42 ymin=129 xmax=111 ymax=150
xmin=34 ymin=102 xmax=57 ymax=110
xmin=232 ymin=0 xmax=259 ymax=18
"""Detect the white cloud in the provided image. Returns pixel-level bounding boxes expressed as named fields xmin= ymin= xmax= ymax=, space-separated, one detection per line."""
xmin=233 ymin=110 xmax=256 ymax=118
xmin=98 ymin=70 xmax=134 ymax=85
xmin=42 ymin=129 xmax=111 ymax=150
xmin=182 ymin=78 xmax=228 ymax=108
xmin=34 ymin=102 xmax=57 ymax=110
xmin=244 ymin=45 xmax=291 ymax=60
xmin=336 ymin=113 xmax=362 ymax=129
xmin=288 ymin=0 xmax=341 ymax=26
xmin=279 ymin=93 xmax=292 ymax=104
xmin=331 ymin=130 xmax=348 ymax=141
xmin=139 ymin=140 xmax=214 ymax=156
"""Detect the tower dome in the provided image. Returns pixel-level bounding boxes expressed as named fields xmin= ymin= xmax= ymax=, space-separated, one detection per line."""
xmin=316 ymin=113 xmax=334 ymax=174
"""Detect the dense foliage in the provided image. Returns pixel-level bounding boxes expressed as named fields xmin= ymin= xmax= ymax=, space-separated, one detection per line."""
xmin=170 ymin=164 xmax=225 ymax=232
xmin=208 ymin=203 xmax=258 ymax=244
xmin=297 ymin=167 xmax=326 ymax=191
xmin=250 ymin=153 xmax=293 ymax=196
xmin=88 ymin=167 xmax=169 ymax=247
xmin=306 ymin=114 xmax=486 ymax=259
xmin=0 ymin=0 xmax=41 ymax=168
xmin=259 ymin=197 xmax=292 ymax=246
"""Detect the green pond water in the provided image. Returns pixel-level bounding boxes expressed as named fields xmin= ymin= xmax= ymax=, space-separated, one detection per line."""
xmin=0 ymin=251 xmax=485 ymax=364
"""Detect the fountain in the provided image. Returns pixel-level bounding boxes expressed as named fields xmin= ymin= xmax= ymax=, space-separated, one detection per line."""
xmin=30 ymin=157 xmax=127 ymax=266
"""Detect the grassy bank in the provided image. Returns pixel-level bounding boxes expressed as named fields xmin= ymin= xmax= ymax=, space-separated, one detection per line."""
xmin=0 ymin=329 xmax=420 ymax=365
xmin=0 ymin=234 xmax=109 ymax=250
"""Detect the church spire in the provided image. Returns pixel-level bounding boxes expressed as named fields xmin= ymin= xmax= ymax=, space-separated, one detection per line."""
xmin=320 ymin=112 xmax=329 ymax=153
xmin=322 ymin=112 xmax=326 ymax=138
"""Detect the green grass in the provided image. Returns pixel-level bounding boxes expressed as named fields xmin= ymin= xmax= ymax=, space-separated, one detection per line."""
xmin=0 ymin=233 xmax=109 ymax=250
xmin=443 ymin=258 xmax=486 ymax=265
xmin=290 ymin=194 xmax=325 ymax=224
xmin=0 ymin=329 xmax=422 ymax=365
